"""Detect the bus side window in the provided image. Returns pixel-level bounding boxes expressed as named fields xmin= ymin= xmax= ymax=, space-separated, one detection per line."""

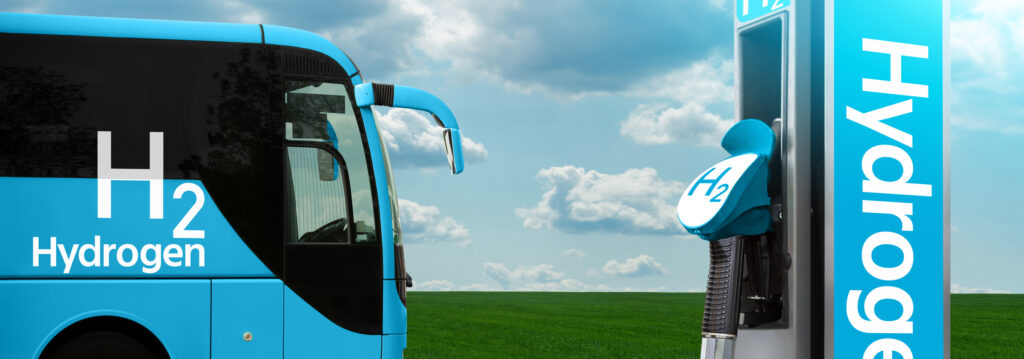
xmin=285 ymin=146 xmax=349 ymax=243
xmin=284 ymin=80 xmax=378 ymax=244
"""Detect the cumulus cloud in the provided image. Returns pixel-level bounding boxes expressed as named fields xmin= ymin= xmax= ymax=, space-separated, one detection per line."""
xmin=601 ymin=255 xmax=670 ymax=277
xmin=516 ymin=166 xmax=687 ymax=234
xmin=620 ymin=56 xmax=735 ymax=146
xmin=414 ymin=279 xmax=455 ymax=291
xmin=484 ymin=263 xmax=564 ymax=285
xmin=414 ymin=274 xmax=680 ymax=292
xmin=516 ymin=278 xmax=593 ymax=292
xmin=458 ymin=283 xmax=498 ymax=291
xmin=375 ymin=108 xmax=488 ymax=170
xmin=621 ymin=103 xmax=733 ymax=146
xmin=483 ymin=262 xmax=602 ymax=291
xmin=951 ymin=283 xmax=1010 ymax=294
xmin=950 ymin=0 xmax=1024 ymax=133
xmin=562 ymin=248 xmax=588 ymax=259
xmin=398 ymin=198 xmax=470 ymax=246
xmin=393 ymin=0 xmax=732 ymax=94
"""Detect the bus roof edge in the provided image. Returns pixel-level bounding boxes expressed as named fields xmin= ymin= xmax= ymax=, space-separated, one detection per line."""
xmin=0 ymin=12 xmax=361 ymax=83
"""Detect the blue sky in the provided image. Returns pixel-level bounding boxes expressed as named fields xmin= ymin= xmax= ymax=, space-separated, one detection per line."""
xmin=6 ymin=0 xmax=1022 ymax=293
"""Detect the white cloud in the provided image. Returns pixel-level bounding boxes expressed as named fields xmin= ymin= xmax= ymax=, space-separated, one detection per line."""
xmin=621 ymin=103 xmax=733 ymax=146
xmin=562 ymin=248 xmax=588 ymax=259
xmin=628 ymin=56 xmax=734 ymax=105
xmin=218 ymin=0 xmax=265 ymax=24
xmin=620 ymin=56 xmax=734 ymax=146
xmin=516 ymin=166 xmax=687 ymax=234
xmin=390 ymin=0 xmax=732 ymax=95
xmin=484 ymin=263 xmax=564 ymax=285
xmin=413 ymin=279 xmax=455 ymax=291
xmin=950 ymin=0 xmax=1024 ymax=134
xmin=398 ymin=198 xmax=470 ymax=246
xmin=516 ymin=278 xmax=593 ymax=292
xmin=951 ymin=282 xmax=1010 ymax=294
xmin=429 ymin=271 xmax=686 ymax=292
xmin=374 ymin=107 xmax=488 ymax=170
xmin=483 ymin=262 xmax=605 ymax=291
xmin=459 ymin=283 xmax=499 ymax=291
xmin=709 ymin=0 xmax=729 ymax=11
xmin=601 ymin=255 xmax=670 ymax=277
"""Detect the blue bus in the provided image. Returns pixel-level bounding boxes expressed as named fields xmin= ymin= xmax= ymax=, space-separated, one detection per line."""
xmin=0 ymin=12 xmax=465 ymax=359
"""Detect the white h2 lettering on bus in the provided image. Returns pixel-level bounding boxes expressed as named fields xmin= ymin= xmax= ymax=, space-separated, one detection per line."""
xmin=844 ymin=38 xmax=931 ymax=359
xmin=31 ymin=131 xmax=207 ymax=274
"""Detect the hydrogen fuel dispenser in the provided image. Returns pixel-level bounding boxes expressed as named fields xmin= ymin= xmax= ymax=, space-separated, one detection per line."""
xmin=677 ymin=1 xmax=950 ymax=358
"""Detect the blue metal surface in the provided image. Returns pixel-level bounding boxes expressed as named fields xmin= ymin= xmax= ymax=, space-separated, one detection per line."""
xmin=392 ymin=85 xmax=460 ymax=130
xmin=0 ymin=279 xmax=210 ymax=359
xmin=0 ymin=12 xmax=260 ymax=43
xmin=212 ymin=279 xmax=283 ymax=358
xmin=721 ymin=119 xmax=774 ymax=157
xmin=0 ymin=178 xmax=272 ymax=277
xmin=283 ymin=287 xmax=381 ymax=358
xmin=447 ymin=128 xmax=465 ymax=174
xmin=382 ymin=334 xmax=407 ymax=359
xmin=833 ymin=1 xmax=946 ymax=357
xmin=261 ymin=24 xmax=359 ymax=78
xmin=382 ymin=279 xmax=407 ymax=335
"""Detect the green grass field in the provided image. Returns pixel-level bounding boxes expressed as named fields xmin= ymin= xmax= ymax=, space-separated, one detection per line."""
xmin=405 ymin=292 xmax=1023 ymax=358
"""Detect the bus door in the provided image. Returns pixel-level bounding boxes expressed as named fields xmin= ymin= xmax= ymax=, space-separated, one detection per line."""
xmin=281 ymin=80 xmax=384 ymax=354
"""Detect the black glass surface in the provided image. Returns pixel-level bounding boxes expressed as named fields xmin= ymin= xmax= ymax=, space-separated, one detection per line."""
xmin=0 ymin=33 xmax=383 ymax=334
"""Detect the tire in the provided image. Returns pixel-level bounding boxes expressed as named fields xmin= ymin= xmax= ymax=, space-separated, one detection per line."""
xmin=46 ymin=331 xmax=160 ymax=359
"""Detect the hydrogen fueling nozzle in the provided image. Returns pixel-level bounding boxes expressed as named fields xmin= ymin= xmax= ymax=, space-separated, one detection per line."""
xmin=676 ymin=119 xmax=775 ymax=359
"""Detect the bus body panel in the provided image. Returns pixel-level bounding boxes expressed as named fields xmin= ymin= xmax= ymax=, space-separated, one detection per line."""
xmin=0 ymin=178 xmax=273 ymax=278
xmin=1 ymin=12 xmax=410 ymax=357
xmin=382 ymin=279 xmax=408 ymax=335
xmin=0 ymin=12 xmax=260 ymax=44
xmin=283 ymin=287 xmax=382 ymax=358
xmin=0 ymin=279 xmax=210 ymax=359
xmin=211 ymin=279 xmax=283 ymax=358
xmin=382 ymin=334 xmax=407 ymax=359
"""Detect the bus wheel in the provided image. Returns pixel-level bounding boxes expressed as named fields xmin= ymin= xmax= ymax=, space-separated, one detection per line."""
xmin=46 ymin=331 xmax=160 ymax=359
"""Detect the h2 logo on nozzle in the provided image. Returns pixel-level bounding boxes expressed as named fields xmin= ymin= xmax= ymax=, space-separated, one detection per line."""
xmin=688 ymin=167 xmax=732 ymax=202
xmin=677 ymin=153 xmax=760 ymax=231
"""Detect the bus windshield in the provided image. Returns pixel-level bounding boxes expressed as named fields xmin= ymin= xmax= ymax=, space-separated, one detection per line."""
xmin=284 ymin=81 xmax=377 ymax=244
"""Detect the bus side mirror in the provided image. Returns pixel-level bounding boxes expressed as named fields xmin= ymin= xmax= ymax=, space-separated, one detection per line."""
xmin=317 ymin=149 xmax=339 ymax=181
xmin=442 ymin=128 xmax=461 ymax=175
xmin=354 ymin=82 xmax=465 ymax=174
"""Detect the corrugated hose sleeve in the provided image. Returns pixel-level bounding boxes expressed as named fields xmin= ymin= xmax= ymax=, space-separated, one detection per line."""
xmin=702 ymin=236 xmax=745 ymax=336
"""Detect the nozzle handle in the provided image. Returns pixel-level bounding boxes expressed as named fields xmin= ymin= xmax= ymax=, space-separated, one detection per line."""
xmin=702 ymin=236 xmax=745 ymax=338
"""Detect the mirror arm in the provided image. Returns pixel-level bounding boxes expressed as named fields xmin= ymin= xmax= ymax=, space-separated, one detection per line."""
xmin=354 ymin=82 xmax=465 ymax=174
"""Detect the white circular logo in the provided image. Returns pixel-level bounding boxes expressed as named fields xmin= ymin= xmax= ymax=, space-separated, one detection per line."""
xmin=676 ymin=153 xmax=758 ymax=229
